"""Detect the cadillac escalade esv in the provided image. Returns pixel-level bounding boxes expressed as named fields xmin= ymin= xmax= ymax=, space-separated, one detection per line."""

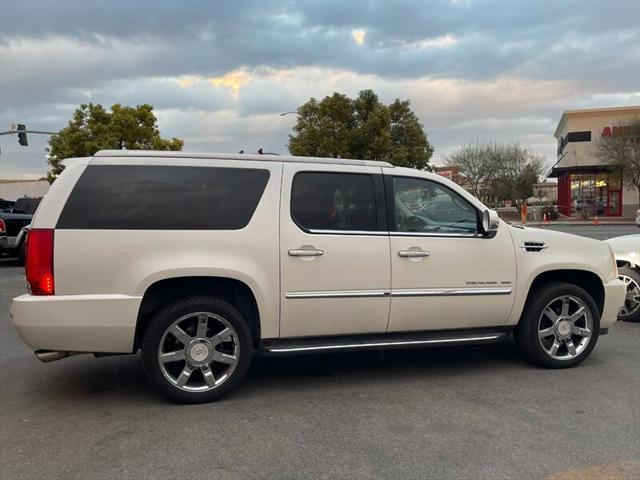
xmin=10 ymin=150 xmax=626 ymax=403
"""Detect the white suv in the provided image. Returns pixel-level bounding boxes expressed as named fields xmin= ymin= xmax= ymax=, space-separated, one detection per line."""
xmin=10 ymin=151 xmax=625 ymax=403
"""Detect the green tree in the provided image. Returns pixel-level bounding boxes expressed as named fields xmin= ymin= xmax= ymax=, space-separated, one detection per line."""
xmin=288 ymin=90 xmax=433 ymax=170
xmin=47 ymin=103 xmax=183 ymax=181
xmin=594 ymin=116 xmax=640 ymax=205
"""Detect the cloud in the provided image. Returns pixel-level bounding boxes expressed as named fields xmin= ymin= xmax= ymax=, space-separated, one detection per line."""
xmin=0 ymin=0 xmax=638 ymax=178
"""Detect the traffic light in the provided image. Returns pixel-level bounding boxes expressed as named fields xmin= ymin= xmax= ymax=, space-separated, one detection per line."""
xmin=17 ymin=124 xmax=28 ymax=146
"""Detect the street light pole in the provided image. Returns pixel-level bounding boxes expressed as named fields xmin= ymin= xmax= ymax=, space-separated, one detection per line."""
xmin=0 ymin=129 xmax=57 ymax=136
xmin=279 ymin=111 xmax=296 ymax=117
xmin=0 ymin=125 xmax=57 ymax=155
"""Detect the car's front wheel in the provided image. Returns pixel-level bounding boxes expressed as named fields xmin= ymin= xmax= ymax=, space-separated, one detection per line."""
xmin=141 ymin=296 xmax=253 ymax=403
xmin=515 ymin=282 xmax=600 ymax=368
xmin=617 ymin=266 xmax=640 ymax=322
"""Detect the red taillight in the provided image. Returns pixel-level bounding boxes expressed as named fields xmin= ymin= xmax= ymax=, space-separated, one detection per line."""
xmin=25 ymin=229 xmax=54 ymax=295
xmin=0 ymin=219 xmax=6 ymax=234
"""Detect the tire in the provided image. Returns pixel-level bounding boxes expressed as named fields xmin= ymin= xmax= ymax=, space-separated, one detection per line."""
xmin=141 ymin=296 xmax=253 ymax=404
xmin=618 ymin=266 xmax=640 ymax=322
xmin=514 ymin=282 xmax=600 ymax=368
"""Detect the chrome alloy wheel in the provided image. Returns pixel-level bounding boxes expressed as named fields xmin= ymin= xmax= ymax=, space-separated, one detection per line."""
xmin=618 ymin=274 xmax=640 ymax=318
xmin=537 ymin=295 xmax=593 ymax=361
xmin=158 ymin=312 xmax=240 ymax=392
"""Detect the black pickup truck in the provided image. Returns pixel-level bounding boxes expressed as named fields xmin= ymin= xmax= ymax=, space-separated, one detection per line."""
xmin=0 ymin=197 xmax=42 ymax=263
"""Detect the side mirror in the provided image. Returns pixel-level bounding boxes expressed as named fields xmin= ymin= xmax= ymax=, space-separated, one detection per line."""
xmin=482 ymin=209 xmax=500 ymax=235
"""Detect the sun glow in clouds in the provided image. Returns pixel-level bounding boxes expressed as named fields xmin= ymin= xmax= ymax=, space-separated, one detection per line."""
xmin=352 ymin=29 xmax=366 ymax=46
xmin=208 ymin=71 xmax=250 ymax=99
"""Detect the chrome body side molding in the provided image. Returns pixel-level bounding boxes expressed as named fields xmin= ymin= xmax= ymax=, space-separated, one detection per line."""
xmin=391 ymin=287 xmax=512 ymax=297
xmin=285 ymin=287 xmax=512 ymax=299
xmin=285 ymin=290 xmax=389 ymax=299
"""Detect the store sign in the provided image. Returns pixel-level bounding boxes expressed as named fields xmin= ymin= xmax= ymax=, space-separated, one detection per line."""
xmin=601 ymin=126 xmax=627 ymax=137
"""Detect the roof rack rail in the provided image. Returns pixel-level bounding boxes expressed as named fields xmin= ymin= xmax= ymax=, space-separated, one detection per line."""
xmin=93 ymin=150 xmax=394 ymax=168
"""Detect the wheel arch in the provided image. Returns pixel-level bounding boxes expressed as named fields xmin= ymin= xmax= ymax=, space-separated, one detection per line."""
xmin=616 ymin=259 xmax=639 ymax=270
xmin=522 ymin=269 xmax=605 ymax=320
xmin=134 ymin=276 xmax=262 ymax=351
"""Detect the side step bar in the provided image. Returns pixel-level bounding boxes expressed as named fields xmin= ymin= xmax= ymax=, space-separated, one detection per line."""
xmin=260 ymin=328 xmax=511 ymax=356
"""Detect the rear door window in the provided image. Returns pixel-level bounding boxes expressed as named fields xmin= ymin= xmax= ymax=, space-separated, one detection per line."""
xmin=291 ymin=172 xmax=379 ymax=232
xmin=57 ymin=165 xmax=270 ymax=230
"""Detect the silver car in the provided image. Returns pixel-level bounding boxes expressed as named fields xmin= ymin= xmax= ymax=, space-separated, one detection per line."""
xmin=606 ymin=234 xmax=640 ymax=321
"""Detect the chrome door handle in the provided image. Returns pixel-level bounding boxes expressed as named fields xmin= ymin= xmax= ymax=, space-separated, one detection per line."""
xmin=288 ymin=248 xmax=324 ymax=257
xmin=398 ymin=250 xmax=430 ymax=258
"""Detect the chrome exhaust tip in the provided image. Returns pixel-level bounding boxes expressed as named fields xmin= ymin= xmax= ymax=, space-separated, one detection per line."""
xmin=34 ymin=350 xmax=80 ymax=362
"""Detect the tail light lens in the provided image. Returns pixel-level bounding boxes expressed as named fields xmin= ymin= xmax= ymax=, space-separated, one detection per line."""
xmin=0 ymin=219 xmax=6 ymax=234
xmin=25 ymin=229 xmax=54 ymax=295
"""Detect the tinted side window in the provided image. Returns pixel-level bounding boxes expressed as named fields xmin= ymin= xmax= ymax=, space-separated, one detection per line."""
xmin=392 ymin=177 xmax=478 ymax=234
xmin=57 ymin=165 xmax=270 ymax=230
xmin=291 ymin=172 xmax=378 ymax=232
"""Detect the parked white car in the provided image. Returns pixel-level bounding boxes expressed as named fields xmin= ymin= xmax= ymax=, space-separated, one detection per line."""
xmin=10 ymin=151 xmax=626 ymax=403
xmin=606 ymin=234 xmax=640 ymax=322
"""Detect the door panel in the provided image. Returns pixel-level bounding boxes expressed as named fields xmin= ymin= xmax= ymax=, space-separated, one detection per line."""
xmin=280 ymin=164 xmax=391 ymax=338
xmin=386 ymin=175 xmax=517 ymax=331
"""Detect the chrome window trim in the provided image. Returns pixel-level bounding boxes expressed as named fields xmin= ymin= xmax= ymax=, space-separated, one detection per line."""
xmin=265 ymin=334 xmax=505 ymax=353
xmin=285 ymin=287 xmax=512 ymax=299
xmin=390 ymin=231 xmax=483 ymax=238
xmin=308 ymin=229 xmax=388 ymax=236
xmin=307 ymin=229 xmax=484 ymax=238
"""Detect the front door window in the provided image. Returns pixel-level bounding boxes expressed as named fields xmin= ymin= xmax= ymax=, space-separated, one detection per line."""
xmin=392 ymin=177 xmax=478 ymax=234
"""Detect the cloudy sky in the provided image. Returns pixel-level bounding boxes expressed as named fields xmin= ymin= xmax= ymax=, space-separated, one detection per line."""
xmin=1 ymin=0 xmax=639 ymax=179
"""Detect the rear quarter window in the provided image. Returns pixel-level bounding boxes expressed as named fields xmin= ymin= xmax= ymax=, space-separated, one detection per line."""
xmin=57 ymin=165 xmax=270 ymax=230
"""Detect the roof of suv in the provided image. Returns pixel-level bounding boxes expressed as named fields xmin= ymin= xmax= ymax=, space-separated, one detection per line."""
xmin=93 ymin=150 xmax=394 ymax=168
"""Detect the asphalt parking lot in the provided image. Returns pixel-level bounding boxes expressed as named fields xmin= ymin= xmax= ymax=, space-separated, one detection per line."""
xmin=1 ymin=226 xmax=639 ymax=479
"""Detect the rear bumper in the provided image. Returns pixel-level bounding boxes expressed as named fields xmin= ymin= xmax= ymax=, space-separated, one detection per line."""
xmin=601 ymin=278 xmax=626 ymax=328
xmin=0 ymin=235 xmax=18 ymax=250
xmin=10 ymin=293 xmax=142 ymax=353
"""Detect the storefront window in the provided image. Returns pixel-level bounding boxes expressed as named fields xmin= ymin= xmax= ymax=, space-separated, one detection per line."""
xmin=570 ymin=172 xmax=621 ymax=217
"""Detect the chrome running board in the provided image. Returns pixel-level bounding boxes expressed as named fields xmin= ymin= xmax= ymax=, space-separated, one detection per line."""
xmin=260 ymin=328 xmax=510 ymax=356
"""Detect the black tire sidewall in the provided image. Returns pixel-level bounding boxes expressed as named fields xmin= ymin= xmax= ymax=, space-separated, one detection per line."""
xmin=141 ymin=296 xmax=253 ymax=404
xmin=515 ymin=282 xmax=600 ymax=368
xmin=618 ymin=266 xmax=640 ymax=322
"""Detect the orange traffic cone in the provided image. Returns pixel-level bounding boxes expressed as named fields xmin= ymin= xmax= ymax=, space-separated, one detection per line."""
xmin=542 ymin=213 xmax=549 ymax=225
xmin=593 ymin=215 xmax=599 ymax=225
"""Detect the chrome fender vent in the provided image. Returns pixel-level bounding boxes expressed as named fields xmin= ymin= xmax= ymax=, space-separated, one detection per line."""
xmin=521 ymin=241 xmax=548 ymax=252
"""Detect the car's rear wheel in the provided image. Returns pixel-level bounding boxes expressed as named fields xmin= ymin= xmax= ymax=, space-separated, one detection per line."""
xmin=514 ymin=282 xmax=600 ymax=368
xmin=618 ymin=266 xmax=640 ymax=322
xmin=141 ymin=296 xmax=253 ymax=403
